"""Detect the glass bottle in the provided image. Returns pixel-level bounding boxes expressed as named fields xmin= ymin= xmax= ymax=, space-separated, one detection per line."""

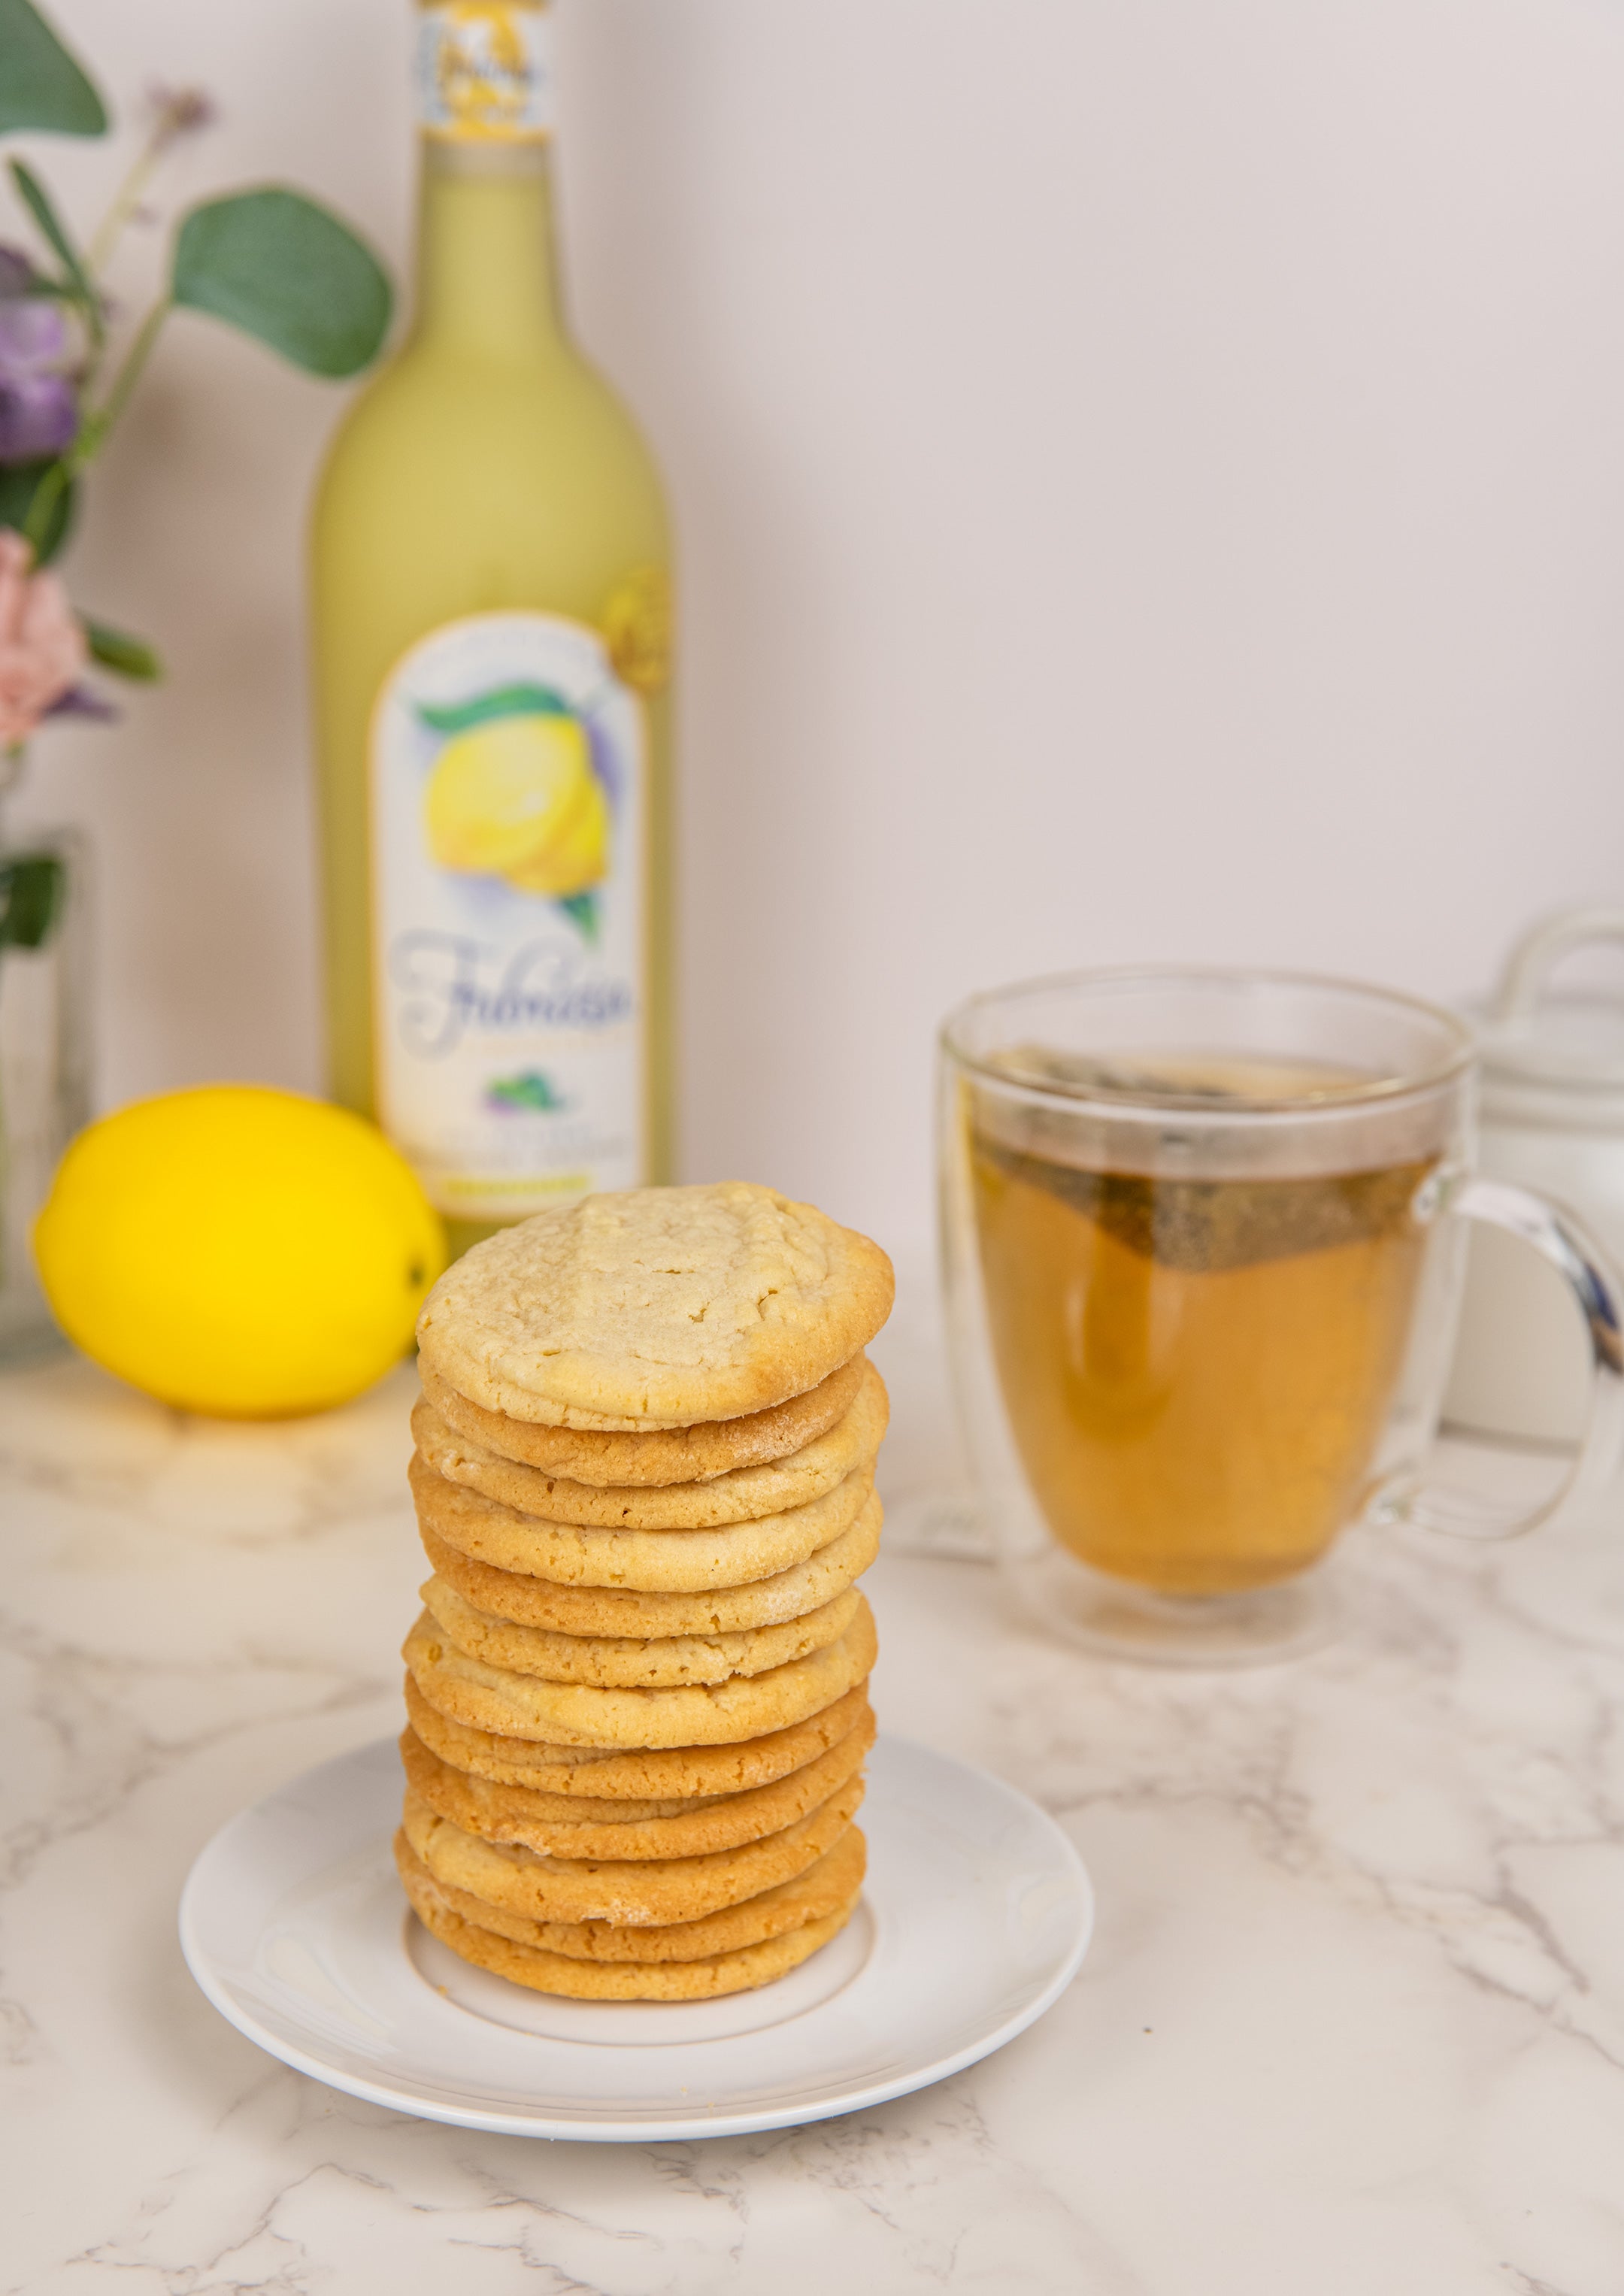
xmin=311 ymin=0 xmax=672 ymax=1259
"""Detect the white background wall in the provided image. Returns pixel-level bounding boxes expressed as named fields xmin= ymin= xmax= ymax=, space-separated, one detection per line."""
xmin=11 ymin=0 xmax=1624 ymax=1262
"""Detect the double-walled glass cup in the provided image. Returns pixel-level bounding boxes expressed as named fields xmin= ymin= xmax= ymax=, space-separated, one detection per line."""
xmin=939 ymin=968 xmax=1624 ymax=1663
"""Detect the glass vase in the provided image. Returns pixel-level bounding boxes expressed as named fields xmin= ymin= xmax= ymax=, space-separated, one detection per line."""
xmin=0 ymin=818 xmax=89 ymax=1362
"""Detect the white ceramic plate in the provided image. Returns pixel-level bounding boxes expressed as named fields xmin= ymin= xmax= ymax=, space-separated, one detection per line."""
xmin=179 ymin=1732 xmax=1093 ymax=2141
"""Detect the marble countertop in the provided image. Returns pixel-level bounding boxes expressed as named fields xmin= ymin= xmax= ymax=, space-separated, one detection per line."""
xmin=5 ymin=1307 xmax=1624 ymax=2296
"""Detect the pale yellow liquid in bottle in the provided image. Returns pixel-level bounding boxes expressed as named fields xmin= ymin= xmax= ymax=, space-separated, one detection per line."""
xmin=310 ymin=134 xmax=671 ymax=1257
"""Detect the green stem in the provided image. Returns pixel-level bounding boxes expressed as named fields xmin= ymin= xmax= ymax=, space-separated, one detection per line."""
xmin=85 ymin=127 xmax=169 ymax=277
xmin=20 ymin=464 xmax=68 ymax=557
xmin=84 ymin=297 xmax=171 ymax=453
xmin=17 ymin=298 xmax=171 ymax=556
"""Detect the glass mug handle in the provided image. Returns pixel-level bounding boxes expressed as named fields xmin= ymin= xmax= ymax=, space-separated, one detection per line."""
xmin=1375 ymin=1177 xmax=1624 ymax=1539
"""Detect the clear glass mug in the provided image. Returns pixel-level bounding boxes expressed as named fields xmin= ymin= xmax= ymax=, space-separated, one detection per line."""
xmin=938 ymin=968 xmax=1624 ymax=1664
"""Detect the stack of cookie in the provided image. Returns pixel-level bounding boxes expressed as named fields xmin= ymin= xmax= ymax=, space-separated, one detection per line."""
xmin=393 ymin=1181 xmax=894 ymax=2001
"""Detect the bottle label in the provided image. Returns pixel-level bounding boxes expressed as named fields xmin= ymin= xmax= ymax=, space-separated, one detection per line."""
xmin=417 ymin=2 xmax=556 ymax=144
xmin=369 ymin=610 xmax=645 ymax=1221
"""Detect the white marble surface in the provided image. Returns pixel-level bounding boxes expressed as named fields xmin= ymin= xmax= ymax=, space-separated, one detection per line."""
xmin=5 ymin=1313 xmax=1624 ymax=2295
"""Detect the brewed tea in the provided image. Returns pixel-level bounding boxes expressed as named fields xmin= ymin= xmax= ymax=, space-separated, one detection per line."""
xmin=970 ymin=1056 xmax=1438 ymax=1595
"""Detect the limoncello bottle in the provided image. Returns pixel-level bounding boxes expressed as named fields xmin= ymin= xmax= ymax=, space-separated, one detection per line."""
xmin=311 ymin=0 xmax=671 ymax=1258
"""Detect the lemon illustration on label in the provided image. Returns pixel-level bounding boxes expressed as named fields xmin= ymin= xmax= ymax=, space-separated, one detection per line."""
xmin=420 ymin=682 xmax=611 ymax=928
xmin=504 ymin=766 xmax=608 ymax=896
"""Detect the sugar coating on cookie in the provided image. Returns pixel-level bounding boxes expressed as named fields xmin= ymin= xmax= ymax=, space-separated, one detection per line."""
xmin=416 ymin=1182 xmax=895 ymax=1428
xmin=394 ymin=1823 xmax=867 ymax=1964
xmin=411 ymin=1364 xmax=888 ymax=1531
xmin=403 ymin=1674 xmax=874 ymax=1800
xmin=409 ymin=1449 xmax=875 ymax=1593
xmin=400 ymin=1704 xmax=874 ymax=1861
xmin=418 ymin=1491 xmax=882 ymax=1639
xmin=406 ymin=1368 xmax=891 ymax=1534
xmin=419 ymin=1352 xmax=868 ymax=1488
xmin=401 ymin=1770 xmax=866 ymax=1925
xmin=417 ymin=1573 xmax=862 ymax=1689
xmin=404 ymin=1875 xmax=859 ymax=1999
xmin=403 ymin=1598 xmax=879 ymax=1750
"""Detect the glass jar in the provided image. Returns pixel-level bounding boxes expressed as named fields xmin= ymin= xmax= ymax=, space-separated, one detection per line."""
xmin=1444 ymin=909 xmax=1624 ymax=1446
xmin=0 ymin=820 xmax=89 ymax=1363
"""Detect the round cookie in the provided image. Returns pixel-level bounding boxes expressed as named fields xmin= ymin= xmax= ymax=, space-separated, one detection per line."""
xmin=403 ymin=1672 xmax=874 ymax=1799
xmin=411 ymin=1363 xmax=888 ymax=1528
xmin=400 ymin=1703 xmax=873 ymax=1858
xmin=420 ymin=1574 xmax=861 ymax=1689
xmin=416 ymin=1181 xmax=895 ymax=1429
xmin=419 ymin=1492 xmax=880 ymax=1639
xmin=419 ymin=1351 xmax=867 ymax=1487
xmin=401 ymin=1770 xmax=864 ymax=1925
xmin=404 ymin=1598 xmax=878 ymax=1749
xmin=394 ymin=1823 xmax=866 ymax=1962
xmin=410 ymin=1452 xmax=874 ymax=1594
xmin=404 ymin=1870 xmax=857 ymax=2000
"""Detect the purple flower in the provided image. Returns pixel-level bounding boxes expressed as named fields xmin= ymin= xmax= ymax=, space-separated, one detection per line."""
xmin=0 ymin=240 xmax=76 ymax=463
xmin=45 ymin=682 xmax=117 ymax=722
xmin=0 ymin=373 xmax=78 ymax=464
xmin=147 ymin=84 xmax=217 ymax=150
xmin=0 ymin=242 xmax=77 ymax=464
xmin=0 ymin=296 xmax=68 ymax=378
xmin=0 ymin=247 xmax=41 ymax=298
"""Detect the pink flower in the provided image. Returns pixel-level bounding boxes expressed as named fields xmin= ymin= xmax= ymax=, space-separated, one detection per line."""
xmin=0 ymin=529 xmax=86 ymax=748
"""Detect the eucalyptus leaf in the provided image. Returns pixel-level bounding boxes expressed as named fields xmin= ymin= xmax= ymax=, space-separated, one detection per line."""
xmin=172 ymin=189 xmax=391 ymax=378
xmin=7 ymin=156 xmax=98 ymax=318
xmin=85 ymin=619 xmax=162 ymax=680
xmin=0 ymin=459 xmax=74 ymax=564
xmin=0 ymin=0 xmax=107 ymax=139
xmin=0 ymin=852 xmax=65 ymax=950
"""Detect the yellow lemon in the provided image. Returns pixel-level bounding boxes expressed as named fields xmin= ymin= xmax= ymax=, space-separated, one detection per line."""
xmin=33 ymin=1086 xmax=447 ymax=1419
xmin=424 ymin=713 xmax=594 ymax=876
xmin=505 ymin=766 xmax=611 ymax=898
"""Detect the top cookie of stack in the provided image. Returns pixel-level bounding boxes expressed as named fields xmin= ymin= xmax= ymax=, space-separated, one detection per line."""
xmin=399 ymin=1182 xmax=895 ymax=2002
xmin=418 ymin=1179 xmax=893 ymax=1443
